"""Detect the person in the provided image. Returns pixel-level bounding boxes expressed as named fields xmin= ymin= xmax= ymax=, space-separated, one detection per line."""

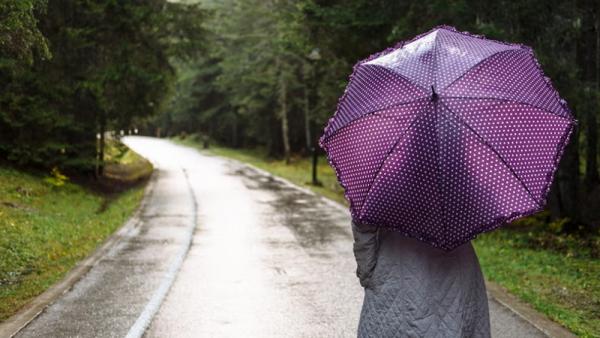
xmin=352 ymin=221 xmax=491 ymax=338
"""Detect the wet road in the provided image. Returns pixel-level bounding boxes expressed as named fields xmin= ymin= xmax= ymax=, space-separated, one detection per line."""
xmin=15 ymin=137 xmax=547 ymax=337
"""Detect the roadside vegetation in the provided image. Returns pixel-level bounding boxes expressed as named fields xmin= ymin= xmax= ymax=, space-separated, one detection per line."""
xmin=0 ymin=0 xmax=206 ymax=173
xmin=475 ymin=219 xmax=599 ymax=337
xmin=157 ymin=0 xmax=600 ymax=240
xmin=176 ymin=134 xmax=599 ymax=337
xmin=1 ymin=1 xmax=599 ymax=336
xmin=174 ymin=136 xmax=345 ymax=204
xmin=0 ymin=141 xmax=151 ymax=321
xmin=103 ymin=139 xmax=154 ymax=186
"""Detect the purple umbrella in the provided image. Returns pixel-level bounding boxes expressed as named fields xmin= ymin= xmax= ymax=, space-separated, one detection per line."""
xmin=320 ymin=26 xmax=576 ymax=250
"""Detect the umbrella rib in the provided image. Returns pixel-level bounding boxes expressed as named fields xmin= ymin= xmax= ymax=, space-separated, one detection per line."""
xmin=440 ymin=48 xmax=521 ymax=91
xmin=357 ymin=104 xmax=432 ymax=220
xmin=363 ymin=63 xmax=430 ymax=93
xmin=439 ymin=100 xmax=543 ymax=208
xmin=322 ymin=96 xmax=430 ymax=143
xmin=441 ymin=96 xmax=575 ymax=123
xmin=432 ymin=100 xmax=447 ymax=243
xmin=431 ymin=32 xmax=446 ymax=243
xmin=432 ymin=30 xmax=440 ymax=92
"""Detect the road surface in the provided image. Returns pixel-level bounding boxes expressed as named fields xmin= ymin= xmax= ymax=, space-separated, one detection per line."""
xmin=15 ymin=137 xmax=547 ymax=337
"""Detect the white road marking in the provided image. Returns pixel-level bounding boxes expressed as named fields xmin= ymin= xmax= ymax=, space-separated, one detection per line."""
xmin=124 ymin=169 xmax=198 ymax=338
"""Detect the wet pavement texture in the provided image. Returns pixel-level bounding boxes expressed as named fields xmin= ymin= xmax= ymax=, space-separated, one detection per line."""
xmin=16 ymin=137 xmax=547 ymax=338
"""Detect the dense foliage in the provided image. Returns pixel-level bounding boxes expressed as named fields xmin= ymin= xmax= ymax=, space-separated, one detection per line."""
xmin=1 ymin=0 xmax=598 ymax=227
xmin=155 ymin=0 xmax=599 ymax=230
xmin=0 ymin=0 xmax=206 ymax=172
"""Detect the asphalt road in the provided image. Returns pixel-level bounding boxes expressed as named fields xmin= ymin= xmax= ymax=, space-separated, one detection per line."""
xmin=15 ymin=136 xmax=547 ymax=338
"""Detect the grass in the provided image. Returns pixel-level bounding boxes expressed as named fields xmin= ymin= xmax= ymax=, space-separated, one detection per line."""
xmin=103 ymin=139 xmax=153 ymax=184
xmin=474 ymin=226 xmax=599 ymax=337
xmin=174 ymin=136 xmax=347 ymax=205
xmin=0 ymin=141 xmax=149 ymax=321
xmin=175 ymin=134 xmax=599 ymax=337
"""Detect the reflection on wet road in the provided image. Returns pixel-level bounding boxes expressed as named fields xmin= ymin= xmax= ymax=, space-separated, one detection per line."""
xmin=139 ymin=138 xmax=361 ymax=337
xmin=14 ymin=137 xmax=547 ymax=338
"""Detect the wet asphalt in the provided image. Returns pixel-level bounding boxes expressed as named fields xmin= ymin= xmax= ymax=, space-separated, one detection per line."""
xmin=14 ymin=136 xmax=547 ymax=338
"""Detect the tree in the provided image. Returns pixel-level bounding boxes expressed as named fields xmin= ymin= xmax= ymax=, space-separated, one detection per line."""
xmin=153 ymin=0 xmax=598 ymax=231
xmin=0 ymin=0 xmax=50 ymax=65
xmin=0 ymin=0 xmax=207 ymax=174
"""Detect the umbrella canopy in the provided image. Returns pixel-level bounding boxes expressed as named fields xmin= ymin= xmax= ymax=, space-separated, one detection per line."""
xmin=320 ymin=26 xmax=576 ymax=251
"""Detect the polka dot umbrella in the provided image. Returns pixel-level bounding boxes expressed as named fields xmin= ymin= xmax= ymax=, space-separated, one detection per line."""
xmin=319 ymin=26 xmax=577 ymax=251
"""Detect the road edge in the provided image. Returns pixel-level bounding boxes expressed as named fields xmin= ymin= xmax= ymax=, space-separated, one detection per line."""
xmin=124 ymin=168 xmax=199 ymax=338
xmin=225 ymin=157 xmax=576 ymax=338
xmin=0 ymin=172 xmax=157 ymax=338
xmin=485 ymin=281 xmax=576 ymax=338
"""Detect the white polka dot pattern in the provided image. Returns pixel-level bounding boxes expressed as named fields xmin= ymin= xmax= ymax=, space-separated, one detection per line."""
xmin=435 ymin=29 xmax=520 ymax=90
xmin=443 ymin=98 xmax=572 ymax=200
xmin=365 ymin=30 xmax=438 ymax=90
xmin=326 ymin=99 xmax=431 ymax=214
xmin=358 ymin=105 xmax=446 ymax=245
xmin=320 ymin=25 xmax=576 ymax=250
xmin=443 ymin=49 xmax=568 ymax=117
xmin=326 ymin=64 xmax=427 ymax=137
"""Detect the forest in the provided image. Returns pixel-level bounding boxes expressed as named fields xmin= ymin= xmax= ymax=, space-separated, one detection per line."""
xmin=1 ymin=0 xmax=599 ymax=230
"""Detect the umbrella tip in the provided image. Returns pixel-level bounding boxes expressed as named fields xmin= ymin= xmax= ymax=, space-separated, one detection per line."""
xmin=431 ymin=85 xmax=438 ymax=102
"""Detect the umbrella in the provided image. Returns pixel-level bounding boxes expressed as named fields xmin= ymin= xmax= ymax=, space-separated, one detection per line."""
xmin=319 ymin=26 xmax=576 ymax=251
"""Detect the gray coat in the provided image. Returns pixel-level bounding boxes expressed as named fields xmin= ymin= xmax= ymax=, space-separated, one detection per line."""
xmin=352 ymin=221 xmax=491 ymax=338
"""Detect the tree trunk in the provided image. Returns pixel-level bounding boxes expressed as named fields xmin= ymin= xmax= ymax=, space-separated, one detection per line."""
xmin=547 ymin=181 xmax=563 ymax=220
xmin=97 ymin=113 xmax=106 ymax=178
xmin=303 ymin=62 xmax=312 ymax=152
xmin=585 ymin=106 xmax=599 ymax=189
xmin=585 ymin=14 xmax=600 ymax=189
xmin=231 ymin=114 xmax=238 ymax=148
xmin=556 ymin=126 xmax=580 ymax=226
xmin=278 ymin=64 xmax=291 ymax=164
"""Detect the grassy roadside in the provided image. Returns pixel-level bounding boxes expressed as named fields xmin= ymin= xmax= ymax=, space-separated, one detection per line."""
xmin=103 ymin=139 xmax=154 ymax=184
xmin=174 ymin=136 xmax=347 ymax=205
xmin=175 ymin=135 xmax=599 ymax=337
xmin=0 ymin=141 xmax=151 ymax=321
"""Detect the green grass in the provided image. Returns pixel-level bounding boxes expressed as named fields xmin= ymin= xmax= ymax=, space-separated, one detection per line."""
xmin=103 ymin=139 xmax=153 ymax=183
xmin=176 ymin=135 xmax=599 ymax=337
xmin=174 ymin=136 xmax=347 ymax=205
xmin=474 ymin=229 xmax=599 ymax=337
xmin=0 ymin=146 xmax=148 ymax=321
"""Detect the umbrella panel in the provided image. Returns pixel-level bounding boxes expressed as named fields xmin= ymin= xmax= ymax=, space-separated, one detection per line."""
xmin=323 ymin=99 xmax=432 ymax=218
xmin=365 ymin=30 xmax=437 ymax=90
xmin=443 ymin=98 xmax=573 ymax=201
xmin=358 ymin=104 xmax=445 ymax=245
xmin=325 ymin=64 xmax=426 ymax=139
xmin=433 ymin=28 xmax=519 ymax=90
xmin=443 ymin=49 xmax=568 ymax=117
xmin=359 ymin=101 xmax=541 ymax=249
